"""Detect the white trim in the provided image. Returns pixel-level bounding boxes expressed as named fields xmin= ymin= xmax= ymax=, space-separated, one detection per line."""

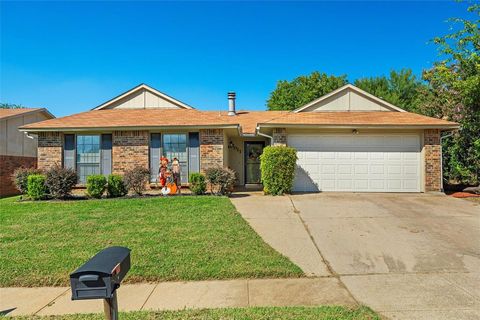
xmin=292 ymin=84 xmax=406 ymax=113
xmin=92 ymin=84 xmax=194 ymax=110
xmin=257 ymin=123 xmax=459 ymax=130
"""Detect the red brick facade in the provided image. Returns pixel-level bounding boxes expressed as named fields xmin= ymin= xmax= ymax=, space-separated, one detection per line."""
xmin=0 ymin=155 xmax=37 ymax=197
xmin=30 ymin=128 xmax=445 ymax=193
xmin=37 ymin=132 xmax=63 ymax=171
xmin=112 ymin=130 xmax=149 ymax=174
xmin=424 ymin=129 xmax=442 ymax=192
xmin=200 ymin=129 xmax=224 ymax=171
xmin=272 ymin=128 xmax=287 ymax=146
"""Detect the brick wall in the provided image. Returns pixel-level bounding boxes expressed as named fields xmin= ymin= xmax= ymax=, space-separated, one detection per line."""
xmin=424 ymin=129 xmax=442 ymax=192
xmin=200 ymin=129 xmax=224 ymax=171
xmin=0 ymin=155 xmax=37 ymax=197
xmin=112 ymin=130 xmax=149 ymax=174
xmin=273 ymin=128 xmax=287 ymax=146
xmin=38 ymin=132 xmax=62 ymax=170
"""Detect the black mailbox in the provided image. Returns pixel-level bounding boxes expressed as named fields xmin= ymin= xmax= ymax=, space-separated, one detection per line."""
xmin=70 ymin=246 xmax=130 ymax=300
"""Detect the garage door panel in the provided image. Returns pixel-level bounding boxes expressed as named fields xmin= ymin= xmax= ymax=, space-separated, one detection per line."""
xmin=337 ymin=179 xmax=353 ymax=190
xmin=289 ymin=134 xmax=421 ymax=192
xmin=387 ymin=165 xmax=402 ymax=175
xmin=354 ymin=180 xmax=369 ymax=190
xmin=404 ymin=179 xmax=419 ymax=190
xmin=370 ymin=164 xmax=385 ymax=174
xmin=354 ymin=164 xmax=369 ymax=174
xmin=322 ymin=165 xmax=336 ymax=174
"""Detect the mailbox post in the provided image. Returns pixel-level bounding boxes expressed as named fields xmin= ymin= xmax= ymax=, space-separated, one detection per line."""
xmin=70 ymin=246 xmax=131 ymax=320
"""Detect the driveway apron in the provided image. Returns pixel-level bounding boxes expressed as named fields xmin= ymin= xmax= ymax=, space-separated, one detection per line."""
xmin=289 ymin=193 xmax=480 ymax=320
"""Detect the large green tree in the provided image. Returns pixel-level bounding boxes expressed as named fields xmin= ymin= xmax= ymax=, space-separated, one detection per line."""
xmin=0 ymin=103 xmax=24 ymax=109
xmin=420 ymin=4 xmax=480 ymax=185
xmin=354 ymin=69 xmax=427 ymax=112
xmin=267 ymin=71 xmax=347 ymax=111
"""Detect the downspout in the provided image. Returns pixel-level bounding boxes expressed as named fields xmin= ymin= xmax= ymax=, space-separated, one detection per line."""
xmin=24 ymin=132 xmax=36 ymax=139
xmin=256 ymin=126 xmax=273 ymax=145
xmin=440 ymin=130 xmax=455 ymax=192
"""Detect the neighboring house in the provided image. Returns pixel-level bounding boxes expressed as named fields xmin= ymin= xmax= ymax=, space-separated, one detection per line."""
xmin=0 ymin=108 xmax=55 ymax=196
xmin=20 ymin=84 xmax=458 ymax=193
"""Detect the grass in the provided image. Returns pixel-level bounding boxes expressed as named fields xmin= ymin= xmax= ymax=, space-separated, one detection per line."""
xmin=463 ymin=197 xmax=480 ymax=204
xmin=11 ymin=306 xmax=381 ymax=320
xmin=0 ymin=196 xmax=302 ymax=287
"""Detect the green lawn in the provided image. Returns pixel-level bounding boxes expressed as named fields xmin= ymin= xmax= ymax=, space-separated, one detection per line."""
xmin=0 ymin=196 xmax=302 ymax=287
xmin=11 ymin=306 xmax=380 ymax=320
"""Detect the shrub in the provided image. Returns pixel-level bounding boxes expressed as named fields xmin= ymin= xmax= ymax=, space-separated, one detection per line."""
xmin=27 ymin=174 xmax=48 ymax=200
xmin=12 ymin=167 xmax=43 ymax=194
xmin=86 ymin=175 xmax=107 ymax=199
xmin=107 ymin=174 xmax=127 ymax=198
xmin=45 ymin=165 xmax=78 ymax=199
xmin=123 ymin=166 xmax=150 ymax=195
xmin=260 ymin=146 xmax=297 ymax=195
xmin=205 ymin=166 xmax=236 ymax=196
xmin=189 ymin=172 xmax=206 ymax=195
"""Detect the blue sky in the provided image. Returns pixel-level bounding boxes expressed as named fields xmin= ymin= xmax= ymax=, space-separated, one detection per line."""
xmin=0 ymin=1 xmax=471 ymax=117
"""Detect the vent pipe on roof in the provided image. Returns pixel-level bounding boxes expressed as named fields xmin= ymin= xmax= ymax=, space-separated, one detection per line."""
xmin=228 ymin=92 xmax=236 ymax=116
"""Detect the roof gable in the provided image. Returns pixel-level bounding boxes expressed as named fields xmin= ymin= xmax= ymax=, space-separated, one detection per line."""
xmin=293 ymin=84 xmax=406 ymax=113
xmin=0 ymin=108 xmax=55 ymax=121
xmin=93 ymin=84 xmax=194 ymax=110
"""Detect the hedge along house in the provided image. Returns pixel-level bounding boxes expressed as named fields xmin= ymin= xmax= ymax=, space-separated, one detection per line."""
xmin=0 ymin=108 xmax=55 ymax=196
xmin=20 ymin=83 xmax=458 ymax=193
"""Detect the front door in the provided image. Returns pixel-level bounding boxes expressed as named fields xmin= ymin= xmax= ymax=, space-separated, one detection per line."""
xmin=244 ymin=142 xmax=265 ymax=184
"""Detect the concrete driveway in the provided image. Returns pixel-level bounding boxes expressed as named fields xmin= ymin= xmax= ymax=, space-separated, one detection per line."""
xmin=231 ymin=193 xmax=480 ymax=320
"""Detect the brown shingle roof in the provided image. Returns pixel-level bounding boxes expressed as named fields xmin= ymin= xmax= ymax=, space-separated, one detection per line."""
xmin=20 ymin=109 xmax=458 ymax=134
xmin=0 ymin=108 xmax=43 ymax=120
xmin=260 ymin=111 xmax=459 ymax=127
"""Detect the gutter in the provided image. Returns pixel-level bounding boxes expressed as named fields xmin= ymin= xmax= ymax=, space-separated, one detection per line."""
xmin=256 ymin=126 xmax=273 ymax=144
xmin=19 ymin=124 xmax=240 ymax=133
xmin=258 ymin=123 xmax=460 ymax=130
xmin=24 ymin=132 xmax=36 ymax=140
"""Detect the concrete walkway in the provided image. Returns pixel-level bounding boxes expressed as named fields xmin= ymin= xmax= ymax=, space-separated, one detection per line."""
xmin=0 ymin=278 xmax=356 ymax=316
xmin=230 ymin=194 xmax=330 ymax=277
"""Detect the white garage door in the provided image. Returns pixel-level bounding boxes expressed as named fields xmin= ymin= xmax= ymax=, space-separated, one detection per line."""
xmin=289 ymin=134 xmax=421 ymax=192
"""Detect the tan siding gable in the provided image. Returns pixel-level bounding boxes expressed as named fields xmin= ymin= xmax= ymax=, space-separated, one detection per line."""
xmin=94 ymin=84 xmax=193 ymax=110
xmin=301 ymin=87 xmax=396 ymax=112
xmin=294 ymin=84 xmax=405 ymax=113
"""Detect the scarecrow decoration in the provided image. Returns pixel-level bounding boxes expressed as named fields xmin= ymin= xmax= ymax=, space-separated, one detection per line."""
xmin=158 ymin=156 xmax=181 ymax=196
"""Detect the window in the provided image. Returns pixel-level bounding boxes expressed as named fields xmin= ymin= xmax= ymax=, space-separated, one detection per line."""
xmin=162 ymin=133 xmax=188 ymax=184
xmin=76 ymin=135 xmax=101 ymax=183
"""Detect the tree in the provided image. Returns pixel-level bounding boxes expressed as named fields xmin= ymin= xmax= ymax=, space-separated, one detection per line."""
xmin=0 ymin=103 xmax=24 ymax=109
xmin=420 ymin=4 xmax=480 ymax=185
xmin=267 ymin=71 xmax=347 ymax=111
xmin=354 ymin=69 xmax=427 ymax=112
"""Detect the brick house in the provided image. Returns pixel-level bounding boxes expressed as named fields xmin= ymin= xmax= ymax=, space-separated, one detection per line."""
xmin=20 ymin=84 xmax=458 ymax=193
xmin=0 ymin=108 xmax=55 ymax=196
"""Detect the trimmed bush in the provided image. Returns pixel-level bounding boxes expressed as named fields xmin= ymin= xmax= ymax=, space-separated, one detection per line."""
xmin=27 ymin=174 xmax=48 ymax=200
xmin=260 ymin=146 xmax=297 ymax=195
xmin=205 ymin=166 xmax=236 ymax=196
xmin=12 ymin=167 xmax=43 ymax=194
xmin=86 ymin=175 xmax=107 ymax=199
xmin=123 ymin=166 xmax=150 ymax=195
xmin=45 ymin=165 xmax=78 ymax=199
xmin=107 ymin=174 xmax=127 ymax=198
xmin=189 ymin=172 xmax=206 ymax=195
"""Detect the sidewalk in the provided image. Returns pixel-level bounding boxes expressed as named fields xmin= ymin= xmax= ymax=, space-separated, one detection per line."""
xmin=0 ymin=277 xmax=356 ymax=316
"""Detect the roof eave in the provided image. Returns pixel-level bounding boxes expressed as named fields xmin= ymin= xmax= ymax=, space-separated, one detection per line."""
xmin=257 ymin=123 xmax=460 ymax=130
xmin=0 ymin=108 xmax=55 ymax=121
xmin=19 ymin=124 xmax=239 ymax=133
